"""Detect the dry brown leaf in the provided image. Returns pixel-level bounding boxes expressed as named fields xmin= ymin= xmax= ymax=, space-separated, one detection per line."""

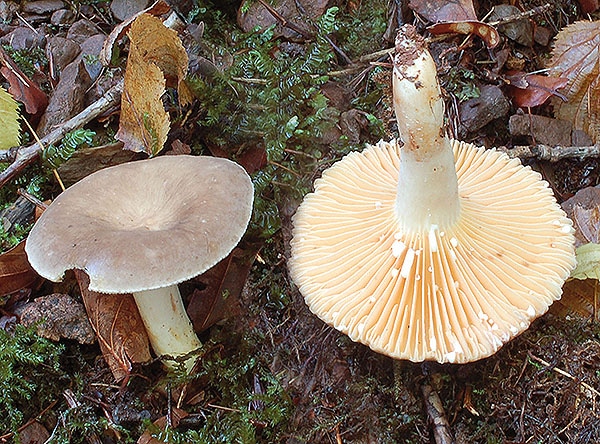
xmin=0 ymin=240 xmax=38 ymax=297
xmin=137 ymin=408 xmax=188 ymax=444
xmin=562 ymin=185 xmax=600 ymax=247
xmin=116 ymin=13 xmax=191 ymax=156
xmin=75 ymin=270 xmax=151 ymax=382
xmin=551 ymin=278 xmax=596 ymax=320
xmin=100 ymin=0 xmax=172 ymax=66
xmin=505 ymin=72 xmax=569 ymax=108
xmin=548 ymin=20 xmax=600 ymax=143
xmin=187 ymin=247 xmax=257 ymax=333
xmin=408 ymin=0 xmax=476 ymax=22
xmin=428 ymin=21 xmax=500 ymax=48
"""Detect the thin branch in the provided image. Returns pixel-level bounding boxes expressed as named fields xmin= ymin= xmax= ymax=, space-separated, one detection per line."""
xmin=0 ymin=79 xmax=124 ymax=189
xmin=529 ymin=354 xmax=600 ymax=397
xmin=497 ymin=144 xmax=600 ymax=161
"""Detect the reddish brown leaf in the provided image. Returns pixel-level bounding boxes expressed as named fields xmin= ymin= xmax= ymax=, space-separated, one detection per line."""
xmin=428 ymin=21 xmax=500 ymax=48
xmin=138 ymin=408 xmax=188 ymax=444
xmin=0 ymin=240 xmax=38 ymax=297
xmin=75 ymin=270 xmax=151 ymax=382
xmin=505 ymin=71 xmax=569 ymax=108
xmin=409 ymin=0 xmax=476 ymax=22
xmin=578 ymin=0 xmax=599 ymax=14
xmin=0 ymin=47 xmax=48 ymax=115
xmin=548 ymin=20 xmax=600 ymax=142
xmin=188 ymin=247 xmax=257 ymax=333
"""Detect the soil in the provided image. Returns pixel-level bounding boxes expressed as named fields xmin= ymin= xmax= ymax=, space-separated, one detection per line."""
xmin=2 ymin=1 xmax=600 ymax=443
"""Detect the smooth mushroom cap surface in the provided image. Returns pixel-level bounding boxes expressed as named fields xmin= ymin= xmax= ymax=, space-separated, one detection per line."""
xmin=25 ymin=155 xmax=254 ymax=294
xmin=289 ymin=140 xmax=576 ymax=364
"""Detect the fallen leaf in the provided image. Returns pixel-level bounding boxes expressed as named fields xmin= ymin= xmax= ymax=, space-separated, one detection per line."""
xmin=548 ymin=20 xmax=600 ymax=143
xmin=562 ymin=185 xmax=600 ymax=247
xmin=188 ymin=247 xmax=257 ymax=333
xmin=0 ymin=85 xmax=20 ymax=149
xmin=428 ymin=21 xmax=500 ymax=48
xmin=505 ymin=72 xmax=569 ymax=108
xmin=578 ymin=0 xmax=599 ymax=14
xmin=571 ymin=243 xmax=600 ymax=280
xmin=550 ymin=278 xmax=596 ymax=320
xmin=75 ymin=270 xmax=151 ymax=382
xmin=137 ymin=408 xmax=188 ymax=444
xmin=116 ymin=13 xmax=191 ymax=156
xmin=0 ymin=46 xmax=48 ymax=116
xmin=100 ymin=0 xmax=172 ymax=66
xmin=18 ymin=293 xmax=96 ymax=344
xmin=408 ymin=0 xmax=476 ymax=22
xmin=0 ymin=241 xmax=38 ymax=297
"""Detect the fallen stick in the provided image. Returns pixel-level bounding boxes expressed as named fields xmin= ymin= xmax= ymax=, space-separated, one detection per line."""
xmin=0 ymin=79 xmax=124 ymax=189
xmin=497 ymin=144 xmax=600 ymax=162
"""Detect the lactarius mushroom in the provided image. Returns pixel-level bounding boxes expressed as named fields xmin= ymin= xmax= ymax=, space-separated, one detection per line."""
xmin=289 ymin=25 xmax=576 ymax=364
xmin=25 ymin=155 xmax=253 ymax=371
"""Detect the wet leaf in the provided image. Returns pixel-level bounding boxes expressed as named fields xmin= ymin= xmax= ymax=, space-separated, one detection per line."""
xmin=188 ymin=247 xmax=257 ymax=333
xmin=548 ymin=20 xmax=600 ymax=142
xmin=116 ymin=13 xmax=191 ymax=156
xmin=408 ymin=0 xmax=476 ymax=22
xmin=428 ymin=21 xmax=500 ymax=48
xmin=0 ymin=85 xmax=20 ymax=149
xmin=505 ymin=72 xmax=569 ymax=108
xmin=0 ymin=46 xmax=48 ymax=115
xmin=75 ymin=270 xmax=151 ymax=382
xmin=0 ymin=241 xmax=38 ymax=297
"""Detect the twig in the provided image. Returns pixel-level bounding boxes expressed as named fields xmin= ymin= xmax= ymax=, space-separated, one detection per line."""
xmin=0 ymin=79 xmax=124 ymax=189
xmin=422 ymin=380 xmax=455 ymax=444
xmin=0 ymin=400 xmax=57 ymax=442
xmin=497 ymin=144 xmax=600 ymax=161
xmin=529 ymin=354 xmax=600 ymax=397
xmin=63 ymin=389 xmax=103 ymax=444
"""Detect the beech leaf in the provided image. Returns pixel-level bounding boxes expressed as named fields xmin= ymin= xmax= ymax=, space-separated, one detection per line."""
xmin=75 ymin=270 xmax=151 ymax=382
xmin=116 ymin=13 xmax=191 ymax=156
xmin=548 ymin=20 xmax=600 ymax=142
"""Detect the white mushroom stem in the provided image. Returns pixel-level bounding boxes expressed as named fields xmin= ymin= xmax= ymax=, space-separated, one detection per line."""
xmin=392 ymin=27 xmax=460 ymax=232
xmin=133 ymin=285 xmax=201 ymax=372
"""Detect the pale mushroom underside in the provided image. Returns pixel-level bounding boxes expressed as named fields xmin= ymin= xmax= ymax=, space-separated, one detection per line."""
xmin=289 ymin=140 xmax=576 ymax=364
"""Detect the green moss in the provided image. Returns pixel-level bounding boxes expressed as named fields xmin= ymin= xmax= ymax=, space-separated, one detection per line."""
xmin=0 ymin=324 xmax=67 ymax=439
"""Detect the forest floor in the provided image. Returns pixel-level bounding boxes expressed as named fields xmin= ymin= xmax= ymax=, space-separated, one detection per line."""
xmin=2 ymin=0 xmax=600 ymax=443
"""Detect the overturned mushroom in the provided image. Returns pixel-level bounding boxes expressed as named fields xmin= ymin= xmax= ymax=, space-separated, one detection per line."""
xmin=25 ymin=155 xmax=253 ymax=371
xmin=289 ymin=26 xmax=576 ymax=364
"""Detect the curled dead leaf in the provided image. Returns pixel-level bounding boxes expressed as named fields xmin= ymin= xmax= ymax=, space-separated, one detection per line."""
xmin=409 ymin=0 xmax=477 ymax=22
xmin=0 ymin=240 xmax=38 ymax=297
xmin=116 ymin=13 xmax=191 ymax=156
xmin=75 ymin=270 xmax=151 ymax=382
xmin=428 ymin=21 xmax=500 ymax=48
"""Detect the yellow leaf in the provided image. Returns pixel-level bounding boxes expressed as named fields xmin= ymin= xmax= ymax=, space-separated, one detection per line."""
xmin=116 ymin=14 xmax=190 ymax=156
xmin=548 ymin=20 xmax=600 ymax=142
xmin=0 ymin=85 xmax=20 ymax=150
xmin=571 ymin=243 xmax=600 ymax=280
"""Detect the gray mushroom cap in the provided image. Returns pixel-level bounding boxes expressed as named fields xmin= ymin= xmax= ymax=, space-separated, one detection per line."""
xmin=25 ymin=155 xmax=254 ymax=294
